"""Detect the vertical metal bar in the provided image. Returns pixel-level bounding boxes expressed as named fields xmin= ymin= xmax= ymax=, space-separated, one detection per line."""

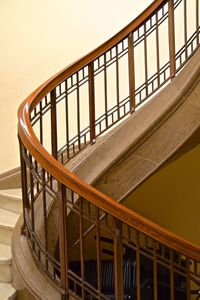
xmin=34 ymin=160 xmax=39 ymax=193
xmin=197 ymin=0 xmax=199 ymax=45
xmin=184 ymin=0 xmax=188 ymax=59
xmin=114 ymin=219 xmax=123 ymax=300
xmin=88 ymin=62 xmax=96 ymax=144
xmin=65 ymin=79 xmax=70 ymax=160
xmin=104 ymin=54 xmax=108 ymax=128
xmin=42 ymin=169 xmax=48 ymax=270
xmin=39 ymin=101 xmax=43 ymax=145
xmin=96 ymin=207 xmax=101 ymax=299
xmin=116 ymin=46 xmax=120 ymax=119
xmin=76 ymin=72 xmax=81 ymax=150
xmin=128 ymin=33 xmax=136 ymax=112
xmin=144 ymin=23 xmax=148 ymax=97
xmin=29 ymin=154 xmax=35 ymax=250
xmin=168 ymin=0 xmax=176 ymax=78
xmin=58 ymin=183 xmax=69 ymax=300
xmin=169 ymin=250 xmax=174 ymax=300
xmin=153 ymin=241 xmax=158 ymax=300
xmin=136 ymin=232 xmax=141 ymax=300
xmin=50 ymin=88 xmax=58 ymax=159
xmin=18 ymin=138 xmax=28 ymax=235
xmin=185 ymin=257 xmax=191 ymax=300
xmin=80 ymin=197 xmax=86 ymax=300
xmin=156 ymin=12 xmax=160 ymax=87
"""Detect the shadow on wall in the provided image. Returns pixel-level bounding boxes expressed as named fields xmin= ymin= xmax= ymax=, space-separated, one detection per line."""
xmin=124 ymin=143 xmax=200 ymax=245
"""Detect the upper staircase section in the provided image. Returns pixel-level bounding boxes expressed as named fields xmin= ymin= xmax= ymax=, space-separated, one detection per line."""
xmin=17 ymin=0 xmax=200 ymax=299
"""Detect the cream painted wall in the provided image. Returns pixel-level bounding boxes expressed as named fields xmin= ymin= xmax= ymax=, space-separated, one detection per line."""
xmin=0 ymin=0 xmax=153 ymax=173
xmin=124 ymin=144 xmax=200 ymax=245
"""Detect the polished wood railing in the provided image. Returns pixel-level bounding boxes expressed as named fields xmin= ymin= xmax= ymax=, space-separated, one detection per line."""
xmin=18 ymin=0 xmax=200 ymax=299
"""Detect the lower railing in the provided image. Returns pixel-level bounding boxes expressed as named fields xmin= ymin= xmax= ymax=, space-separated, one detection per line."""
xmin=19 ymin=142 xmax=200 ymax=299
xmin=18 ymin=0 xmax=200 ymax=299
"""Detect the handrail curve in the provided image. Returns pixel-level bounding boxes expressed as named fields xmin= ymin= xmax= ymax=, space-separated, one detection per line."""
xmin=18 ymin=0 xmax=200 ymax=298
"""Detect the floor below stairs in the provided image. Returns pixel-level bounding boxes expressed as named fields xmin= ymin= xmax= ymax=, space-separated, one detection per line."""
xmin=0 ymin=189 xmax=22 ymax=300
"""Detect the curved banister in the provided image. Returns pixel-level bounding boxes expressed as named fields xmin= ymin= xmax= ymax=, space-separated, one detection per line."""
xmin=18 ymin=0 xmax=200 ymax=298
xmin=18 ymin=105 xmax=200 ymax=261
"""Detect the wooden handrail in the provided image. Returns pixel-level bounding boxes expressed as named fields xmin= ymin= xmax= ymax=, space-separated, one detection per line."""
xmin=18 ymin=0 xmax=200 ymax=263
xmin=18 ymin=5 xmax=200 ymax=297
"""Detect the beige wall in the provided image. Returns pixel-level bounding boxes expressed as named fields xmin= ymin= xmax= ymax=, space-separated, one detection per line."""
xmin=124 ymin=143 xmax=200 ymax=245
xmin=0 ymin=0 xmax=152 ymax=173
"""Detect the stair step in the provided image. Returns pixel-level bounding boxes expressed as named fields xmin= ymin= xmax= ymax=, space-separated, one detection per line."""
xmin=0 ymin=209 xmax=20 ymax=245
xmin=0 ymin=282 xmax=16 ymax=300
xmin=0 ymin=243 xmax=11 ymax=264
xmin=0 ymin=189 xmax=22 ymax=214
xmin=0 ymin=243 xmax=11 ymax=283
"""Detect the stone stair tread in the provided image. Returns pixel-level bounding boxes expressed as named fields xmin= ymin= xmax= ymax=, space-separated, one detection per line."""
xmin=0 ymin=209 xmax=20 ymax=230
xmin=0 ymin=282 xmax=16 ymax=300
xmin=0 ymin=189 xmax=22 ymax=201
xmin=0 ymin=243 xmax=11 ymax=265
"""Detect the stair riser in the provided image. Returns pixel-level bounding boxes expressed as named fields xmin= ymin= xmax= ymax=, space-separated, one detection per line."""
xmin=0 ymin=228 xmax=13 ymax=245
xmin=0 ymin=197 xmax=22 ymax=214
xmin=0 ymin=264 xmax=11 ymax=283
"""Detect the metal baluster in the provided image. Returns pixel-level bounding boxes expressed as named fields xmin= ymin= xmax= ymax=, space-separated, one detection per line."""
xmin=168 ymin=0 xmax=176 ymax=78
xmin=136 ymin=232 xmax=141 ymax=300
xmin=88 ymin=62 xmax=96 ymax=144
xmin=144 ymin=23 xmax=148 ymax=98
xmin=19 ymin=139 xmax=28 ymax=235
xmin=169 ymin=250 xmax=175 ymax=300
xmin=42 ymin=169 xmax=48 ymax=271
xmin=76 ymin=72 xmax=81 ymax=150
xmin=153 ymin=240 xmax=158 ymax=300
xmin=184 ymin=0 xmax=188 ymax=59
xmin=65 ymin=79 xmax=70 ymax=159
xmin=114 ymin=219 xmax=123 ymax=300
xmin=80 ymin=197 xmax=86 ymax=300
xmin=156 ymin=12 xmax=160 ymax=87
xmin=50 ymin=88 xmax=58 ymax=159
xmin=29 ymin=154 xmax=35 ymax=251
xmin=128 ymin=33 xmax=136 ymax=112
xmin=58 ymin=183 xmax=69 ymax=300
xmin=104 ymin=54 xmax=108 ymax=129
xmin=96 ymin=207 xmax=101 ymax=299
xmin=116 ymin=46 xmax=120 ymax=119
xmin=185 ymin=257 xmax=191 ymax=300
xmin=196 ymin=0 xmax=199 ymax=45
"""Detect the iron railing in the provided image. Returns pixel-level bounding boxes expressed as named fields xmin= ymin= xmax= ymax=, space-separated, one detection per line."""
xmin=18 ymin=0 xmax=200 ymax=299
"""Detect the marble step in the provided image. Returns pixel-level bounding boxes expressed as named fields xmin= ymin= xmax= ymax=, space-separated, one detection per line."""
xmin=0 ymin=189 xmax=22 ymax=214
xmin=0 ymin=209 xmax=20 ymax=245
xmin=0 ymin=243 xmax=11 ymax=283
xmin=0 ymin=282 xmax=16 ymax=300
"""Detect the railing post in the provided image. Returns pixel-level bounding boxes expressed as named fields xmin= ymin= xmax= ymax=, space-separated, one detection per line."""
xmin=197 ymin=0 xmax=199 ymax=46
xmin=79 ymin=197 xmax=86 ymax=300
xmin=114 ymin=219 xmax=123 ymax=300
xmin=58 ymin=183 xmax=69 ymax=300
xmin=18 ymin=137 xmax=28 ymax=235
xmin=136 ymin=232 xmax=141 ymax=300
xmin=168 ymin=0 xmax=176 ymax=79
xmin=128 ymin=32 xmax=136 ymax=113
xmin=169 ymin=250 xmax=175 ymax=300
xmin=95 ymin=207 xmax=101 ymax=298
xmin=50 ymin=88 xmax=58 ymax=159
xmin=88 ymin=62 xmax=96 ymax=144
xmin=185 ymin=257 xmax=191 ymax=300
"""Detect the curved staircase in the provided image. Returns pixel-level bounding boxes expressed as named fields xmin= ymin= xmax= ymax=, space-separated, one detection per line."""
xmin=0 ymin=189 xmax=22 ymax=300
xmin=10 ymin=0 xmax=200 ymax=299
